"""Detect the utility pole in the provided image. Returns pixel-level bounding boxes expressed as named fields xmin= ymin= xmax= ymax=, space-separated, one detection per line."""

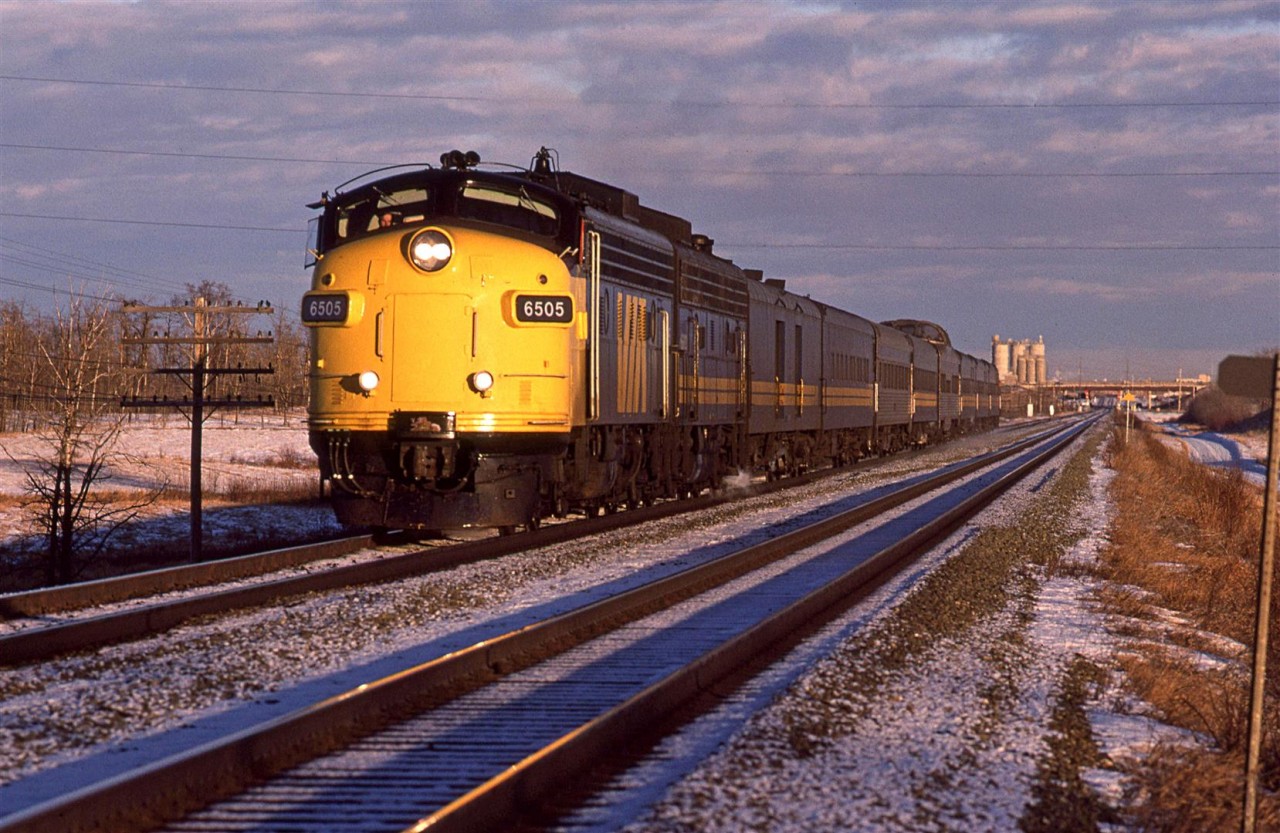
xmin=120 ymin=298 xmax=275 ymax=562
xmin=1219 ymin=353 xmax=1280 ymax=833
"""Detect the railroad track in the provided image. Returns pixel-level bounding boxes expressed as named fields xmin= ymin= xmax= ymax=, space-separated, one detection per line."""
xmin=0 ymin=414 xmax=1099 ymax=833
xmin=0 ymin=422 xmax=1052 ymax=666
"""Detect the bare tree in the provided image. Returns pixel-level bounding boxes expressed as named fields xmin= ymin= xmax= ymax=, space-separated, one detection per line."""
xmin=16 ymin=294 xmax=163 ymax=585
xmin=265 ymin=306 xmax=309 ymax=413
xmin=0 ymin=301 xmax=39 ymax=432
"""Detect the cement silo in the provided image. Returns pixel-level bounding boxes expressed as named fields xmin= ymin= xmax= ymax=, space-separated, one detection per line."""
xmin=1031 ymin=336 xmax=1046 ymax=385
xmin=992 ymin=335 xmax=1011 ymax=379
xmin=991 ymin=334 xmax=1048 ymax=385
xmin=1013 ymin=341 xmax=1029 ymax=384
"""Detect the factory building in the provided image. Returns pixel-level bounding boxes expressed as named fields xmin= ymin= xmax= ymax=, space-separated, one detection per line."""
xmin=992 ymin=335 xmax=1047 ymax=385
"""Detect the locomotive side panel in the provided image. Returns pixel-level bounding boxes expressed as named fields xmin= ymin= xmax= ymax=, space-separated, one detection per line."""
xmin=675 ymin=246 xmax=748 ymax=428
xmin=931 ymin=342 xmax=962 ymax=437
xmin=582 ymin=210 xmax=675 ymax=426
xmin=978 ymin=359 xmax=1000 ymax=425
xmin=959 ymin=352 xmax=980 ymax=429
xmin=938 ymin=343 xmax=962 ymax=433
xmin=674 ymin=245 xmax=750 ymax=486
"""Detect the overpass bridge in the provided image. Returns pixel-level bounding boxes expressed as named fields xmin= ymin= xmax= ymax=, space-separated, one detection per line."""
xmin=1000 ymin=378 xmax=1211 ymax=416
xmin=1042 ymin=378 xmax=1210 ymax=398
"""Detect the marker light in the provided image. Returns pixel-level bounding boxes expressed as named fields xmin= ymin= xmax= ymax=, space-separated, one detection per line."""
xmin=409 ymin=229 xmax=453 ymax=272
xmin=357 ymin=370 xmax=380 ymax=393
xmin=469 ymin=370 xmax=494 ymax=393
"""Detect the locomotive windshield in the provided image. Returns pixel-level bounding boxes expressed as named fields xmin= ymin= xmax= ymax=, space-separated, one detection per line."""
xmin=313 ymin=169 xmax=570 ymax=258
xmin=333 ymin=186 xmax=432 ymax=244
xmin=457 ymin=183 xmax=559 ymax=237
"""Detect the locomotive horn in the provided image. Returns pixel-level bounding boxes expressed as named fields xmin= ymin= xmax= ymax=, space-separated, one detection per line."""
xmin=441 ymin=149 xmax=481 ymax=169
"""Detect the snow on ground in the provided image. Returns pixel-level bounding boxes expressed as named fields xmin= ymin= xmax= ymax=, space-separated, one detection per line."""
xmin=1141 ymin=411 xmax=1269 ymax=486
xmin=0 ymin=423 xmax=1051 ymax=819
xmin=0 ymin=411 xmax=315 ymax=496
xmin=580 ymin=423 xmax=1130 ymax=832
xmin=0 ymin=411 xmax=332 ymax=563
xmin=1 ymin=416 xmax=1223 ymax=830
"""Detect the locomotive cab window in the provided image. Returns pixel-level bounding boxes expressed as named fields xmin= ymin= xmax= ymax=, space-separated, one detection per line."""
xmin=333 ymin=187 xmax=432 ymax=244
xmin=458 ymin=184 xmax=559 ymax=237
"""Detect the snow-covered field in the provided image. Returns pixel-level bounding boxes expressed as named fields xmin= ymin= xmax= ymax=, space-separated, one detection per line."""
xmin=0 ymin=411 xmax=341 ymax=568
xmin=0 ymin=411 xmax=317 ymax=496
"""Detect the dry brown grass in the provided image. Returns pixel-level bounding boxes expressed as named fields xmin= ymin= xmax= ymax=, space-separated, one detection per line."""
xmin=1101 ymin=420 xmax=1278 ymax=831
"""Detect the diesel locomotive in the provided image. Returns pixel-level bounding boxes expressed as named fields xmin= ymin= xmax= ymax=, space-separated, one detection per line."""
xmin=302 ymin=148 xmax=999 ymax=532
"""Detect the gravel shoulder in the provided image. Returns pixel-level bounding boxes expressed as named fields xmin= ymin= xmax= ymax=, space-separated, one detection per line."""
xmin=600 ymin=421 xmax=1132 ymax=832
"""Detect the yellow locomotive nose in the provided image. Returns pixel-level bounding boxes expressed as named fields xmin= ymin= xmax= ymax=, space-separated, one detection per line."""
xmin=376 ymin=225 xmax=574 ymax=428
xmin=304 ymin=199 xmax=578 ymax=531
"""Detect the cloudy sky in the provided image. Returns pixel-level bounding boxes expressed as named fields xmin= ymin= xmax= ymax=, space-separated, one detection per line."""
xmin=1 ymin=0 xmax=1276 ymax=380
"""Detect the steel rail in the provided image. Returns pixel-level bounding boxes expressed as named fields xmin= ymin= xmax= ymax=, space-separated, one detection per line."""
xmin=0 ymin=444 xmax=868 ymax=623
xmin=0 ymin=416 xmax=1094 ymax=833
xmin=423 ymin=414 xmax=1097 ymax=831
xmin=0 ymin=533 xmax=380 ymax=619
xmin=2 ymin=421 xmax=1040 ymax=623
xmin=0 ymin=425 xmax=1047 ymax=667
xmin=0 ymin=489 xmax=760 ymax=665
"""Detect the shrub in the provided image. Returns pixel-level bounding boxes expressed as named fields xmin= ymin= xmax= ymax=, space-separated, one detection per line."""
xmin=1183 ymin=386 xmax=1267 ymax=431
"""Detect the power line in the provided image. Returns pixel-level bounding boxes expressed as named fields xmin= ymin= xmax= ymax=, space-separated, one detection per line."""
xmin=1 ymin=73 xmax=1276 ymax=110
xmin=0 ymin=274 xmax=122 ymax=304
xmin=0 ymin=235 xmax=163 ymax=282
xmin=0 ymin=237 xmax=190 ymax=298
xmin=4 ymin=142 xmax=1276 ymax=180
xmin=0 ymin=212 xmax=297 ymax=234
xmin=0 ymin=142 xmax=390 ymax=168
xmin=0 ymin=238 xmax=184 ymax=296
xmin=724 ymin=242 xmax=1280 ymax=252
xmin=0 ymin=252 xmax=179 ymax=298
xmin=1 ymin=212 xmax=1274 ymax=252
xmin=641 ymin=168 xmax=1280 ymax=180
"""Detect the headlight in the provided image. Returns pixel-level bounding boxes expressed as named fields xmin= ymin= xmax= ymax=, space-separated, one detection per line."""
xmin=469 ymin=370 xmax=494 ymax=393
xmin=409 ymin=229 xmax=452 ymax=272
xmin=357 ymin=370 xmax=380 ymax=392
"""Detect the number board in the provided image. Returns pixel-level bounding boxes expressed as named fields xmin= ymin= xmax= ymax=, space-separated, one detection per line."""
xmin=514 ymin=295 xmax=573 ymax=324
xmin=301 ymin=293 xmax=350 ymax=324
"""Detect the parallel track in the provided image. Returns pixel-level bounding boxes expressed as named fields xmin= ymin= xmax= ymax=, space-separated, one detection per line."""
xmin=0 ymin=414 xmax=1099 ymax=833
xmin=0 ymin=424 xmax=1047 ymax=666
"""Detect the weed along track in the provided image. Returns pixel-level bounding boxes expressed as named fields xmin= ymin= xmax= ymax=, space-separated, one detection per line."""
xmin=0 ymin=416 xmax=1096 ymax=833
